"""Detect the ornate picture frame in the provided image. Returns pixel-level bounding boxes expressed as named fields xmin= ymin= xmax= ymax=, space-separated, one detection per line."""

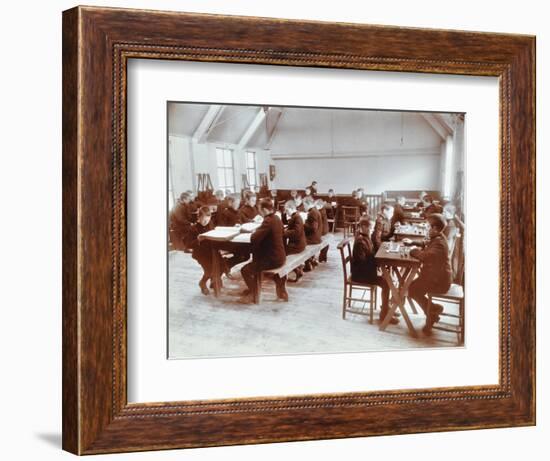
xmin=62 ymin=5 xmax=535 ymax=454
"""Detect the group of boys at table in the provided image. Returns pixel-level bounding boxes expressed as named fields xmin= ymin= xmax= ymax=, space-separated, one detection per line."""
xmin=169 ymin=184 xmax=332 ymax=304
xmin=170 ymin=186 xmax=457 ymax=335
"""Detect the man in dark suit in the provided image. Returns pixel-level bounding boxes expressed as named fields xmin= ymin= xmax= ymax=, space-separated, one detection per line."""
xmin=283 ymin=200 xmax=307 ymax=282
xmin=371 ymin=204 xmax=394 ymax=251
xmin=239 ymin=198 xmax=287 ymax=303
xmin=409 ymin=213 xmax=453 ymax=334
xmin=239 ymin=191 xmax=259 ymax=223
xmin=351 ymin=216 xmax=395 ymax=324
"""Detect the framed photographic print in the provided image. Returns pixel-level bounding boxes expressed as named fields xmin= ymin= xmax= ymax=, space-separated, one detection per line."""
xmin=62 ymin=5 xmax=535 ymax=455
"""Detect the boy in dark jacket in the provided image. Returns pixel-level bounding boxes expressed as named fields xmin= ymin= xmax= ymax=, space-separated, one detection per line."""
xmin=351 ymin=216 xmax=396 ymax=324
xmin=169 ymin=192 xmax=193 ymax=250
xmin=283 ymin=200 xmax=306 ymax=281
xmin=409 ymin=213 xmax=452 ymax=334
xmin=303 ymin=197 xmax=322 ymax=271
xmin=316 ymin=199 xmax=329 ymax=262
xmin=239 ymin=191 xmax=260 ymax=223
xmin=239 ymin=199 xmax=287 ymax=303
xmin=371 ymin=204 xmax=394 ymax=251
xmin=219 ymin=194 xmax=241 ymax=227
xmin=187 ymin=206 xmax=222 ymax=295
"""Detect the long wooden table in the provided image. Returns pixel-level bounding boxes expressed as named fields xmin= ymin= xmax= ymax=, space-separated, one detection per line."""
xmin=393 ymin=223 xmax=428 ymax=241
xmin=375 ymin=242 xmax=421 ymax=337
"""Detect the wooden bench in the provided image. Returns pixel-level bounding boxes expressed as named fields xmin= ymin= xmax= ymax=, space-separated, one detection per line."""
xmin=253 ymin=237 xmax=330 ymax=303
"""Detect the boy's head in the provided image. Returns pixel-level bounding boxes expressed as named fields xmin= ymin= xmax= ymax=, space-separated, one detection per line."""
xmin=357 ymin=188 xmax=364 ymax=198
xmin=215 ymin=189 xmax=224 ymax=200
xmin=311 ymin=181 xmax=317 ymax=188
xmin=227 ymin=194 xmax=241 ymax=211
xmin=290 ymin=189 xmax=298 ymax=198
xmin=351 ymin=190 xmax=357 ymax=198
xmin=328 ymin=188 xmax=335 ymax=197
xmin=419 ymin=191 xmax=427 ymax=201
xmin=359 ymin=215 xmax=374 ymax=235
xmin=381 ymin=203 xmax=394 ymax=221
xmin=186 ymin=190 xmax=195 ymax=200
xmin=244 ymin=191 xmax=257 ymax=207
xmin=422 ymin=194 xmax=434 ymax=206
xmin=197 ymin=206 xmax=212 ymax=226
xmin=285 ymin=200 xmax=297 ymax=216
xmin=178 ymin=192 xmax=190 ymax=204
xmin=305 ymin=187 xmax=312 ymax=196
xmin=294 ymin=194 xmax=303 ymax=206
xmin=427 ymin=213 xmax=447 ymax=238
xmin=225 ymin=188 xmax=232 ymax=196
xmin=258 ymin=198 xmax=274 ymax=217
xmin=303 ymin=197 xmax=315 ymax=211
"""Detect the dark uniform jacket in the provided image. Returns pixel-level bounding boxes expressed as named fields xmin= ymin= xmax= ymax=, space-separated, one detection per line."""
xmin=391 ymin=203 xmax=406 ymax=229
xmin=169 ymin=201 xmax=193 ymax=248
xmin=220 ymin=207 xmax=240 ymax=227
xmin=187 ymin=221 xmax=214 ymax=265
xmin=250 ymin=213 xmax=286 ymax=270
xmin=371 ymin=213 xmax=392 ymax=250
xmin=351 ymin=232 xmax=378 ymax=283
xmin=409 ymin=233 xmax=452 ymax=291
xmin=239 ymin=204 xmax=259 ymax=223
xmin=284 ymin=212 xmax=306 ymax=255
xmin=325 ymin=198 xmax=337 ymax=220
xmin=319 ymin=207 xmax=329 ymax=235
xmin=422 ymin=203 xmax=443 ymax=217
xmin=352 ymin=197 xmax=368 ymax=216
xmin=304 ymin=207 xmax=322 ymax=244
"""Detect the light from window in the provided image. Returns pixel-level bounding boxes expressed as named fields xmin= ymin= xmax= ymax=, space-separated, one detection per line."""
xmin=216 ymin=147 xmax=235 ymax=193
xmin=246 ymin=151 xmax=257 ymax=187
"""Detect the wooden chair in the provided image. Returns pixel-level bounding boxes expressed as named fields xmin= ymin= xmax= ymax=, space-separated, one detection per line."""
xmin=337 ymin=238 xmax=378 ymax=324
xmin=341 ymin=206 xmax=360 ymax=238
xmin=428 ymin=283 xmax=465 ymax=345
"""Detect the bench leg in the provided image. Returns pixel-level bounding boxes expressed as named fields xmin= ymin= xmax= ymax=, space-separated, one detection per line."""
xmin=253 ymin=272 xmax=262 ymax=304
xmin=274 ymin=275 xmax=289 ymax=302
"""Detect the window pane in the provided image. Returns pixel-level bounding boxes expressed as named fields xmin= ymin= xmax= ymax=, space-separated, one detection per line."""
xmin=247 ymin=170 xmax=255 ymax=186
xmin=246 ymin=151 xmax=253 ymax=168
xmin=224 ymin=149 xmax=232 ymax=167
xmin=216 ymin=148 xmax=224 ymax=167
xmin=226 ymin=170 xmax=234 ymax=187
xmin=218 ymin=169 xmax=226 ymax=188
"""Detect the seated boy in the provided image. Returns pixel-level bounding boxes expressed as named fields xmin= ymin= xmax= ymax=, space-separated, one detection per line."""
xmin=351 ymin=216 xmax=396 ymax=324
xmin=303 ymin=197 xmax=322 ymax=271
xmin=239 ymin=199 xmax=287 ymax=303
xmin=420 ymin=195 xmax=443 ymax=217
xmin=283 ymin=200 xmax=307 ymax=281
xmin=186 ymin=206 xmax=223 ymax=295
xmin=219 ymin=194 xmax=241 ymax=227
xmin=315 ymin=198 xmax=329 ymax=262
xmin=408 ymin=213 xmax=452 ymax=334
xmin=391 ymin=195 xmax=407 ymax=231
xmin=371 ymin=204 xmax=394 ymax=251
xmin=169 ymin=192 xmax=193 ymax=251
xmin=238 ymin=191 xmax=259 ymax=223
xmin=221 ymin=195 xmax=250 ymax=276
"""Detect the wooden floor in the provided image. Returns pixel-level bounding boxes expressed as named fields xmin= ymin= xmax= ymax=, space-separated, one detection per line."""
xmin=168 ymin=232 xmax=461 ymax=359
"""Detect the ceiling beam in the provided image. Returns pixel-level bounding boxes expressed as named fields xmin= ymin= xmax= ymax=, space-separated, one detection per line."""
xmin=237 ymin=107 xmax=266 ymax=150
xmin=421 ymin=113 xmax=452 ymax=140
xmin=264 ymin=108 xmax=283 ymax=149
xmin=192 ymin=105 xmax=224 ymax=143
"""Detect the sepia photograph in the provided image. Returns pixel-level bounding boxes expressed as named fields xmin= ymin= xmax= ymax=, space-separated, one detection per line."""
xmin=167 ymin=102 xmax=466 ymax=359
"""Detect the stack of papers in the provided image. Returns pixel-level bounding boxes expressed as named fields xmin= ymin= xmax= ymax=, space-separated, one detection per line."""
xmin=240 ymin=222 xmax=261 ymax=233
xmin=199 ymin=228 xmax=240 ymax=241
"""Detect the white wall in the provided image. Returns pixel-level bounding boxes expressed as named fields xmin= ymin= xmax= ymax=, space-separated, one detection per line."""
xmin=273 ymin=152 xmax=440 ymax=194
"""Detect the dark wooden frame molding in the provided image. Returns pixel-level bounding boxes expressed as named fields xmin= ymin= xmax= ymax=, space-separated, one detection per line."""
xmin=62 ymin=5 xmax=536 ymax=455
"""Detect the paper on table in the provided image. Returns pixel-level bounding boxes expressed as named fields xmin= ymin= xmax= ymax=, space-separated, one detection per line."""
xmin=199 ymin=228 xmax=240 ymax=241
xmin=240 ymin=222 xmax=261 ymax=233
xmin=231 ymin=233 xmax=252 ymax=243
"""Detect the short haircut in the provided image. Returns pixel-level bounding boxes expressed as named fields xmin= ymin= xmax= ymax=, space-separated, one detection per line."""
xmin=198 ymin=206 xmax=211 ymax=217
xmin=243 ymin=190 xmax=256 ymax=201
xmin=427 ymin=213 xmax=447 ymax=232
xmin=359 ymin=215 xmax=374 ymax=229
xmin=423 ymin=194 xmax=434 ymax=203
xmin=259 ymin=198 xmax=274 ymax=211
xmin=328 ymin=188 xmax=334 ymax=193
xmin=179 ymin=192 xmax=190 ymax=201
xmin=226 ymin=194 xmax=239 ymax=205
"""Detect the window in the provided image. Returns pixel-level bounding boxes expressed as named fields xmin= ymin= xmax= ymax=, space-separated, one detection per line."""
xmin=246 ymin=151 xmax=257 ymax=187
xmin=216 ymin=147 xmax=235 ymax=193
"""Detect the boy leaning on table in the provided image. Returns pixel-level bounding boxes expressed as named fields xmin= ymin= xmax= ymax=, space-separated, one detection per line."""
xmin=407 ymin=213 xmax=453 ymax=335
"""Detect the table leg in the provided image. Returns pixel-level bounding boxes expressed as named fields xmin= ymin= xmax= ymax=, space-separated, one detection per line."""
xmin=210 ymin=244 xmax=221 ymax=297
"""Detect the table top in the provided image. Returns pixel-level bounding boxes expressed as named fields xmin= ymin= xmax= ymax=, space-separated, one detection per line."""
xmin=375 ymin=241 xmax=420 ymax=267
xmin=394 ymin=223 xmax=428 ymax=238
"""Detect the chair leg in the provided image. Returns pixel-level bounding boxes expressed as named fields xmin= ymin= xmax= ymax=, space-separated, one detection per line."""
xmin=369 ymin=287 xmax=374 ymax=324
xmin=342 ymin=283 xmax=347 ymax=319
